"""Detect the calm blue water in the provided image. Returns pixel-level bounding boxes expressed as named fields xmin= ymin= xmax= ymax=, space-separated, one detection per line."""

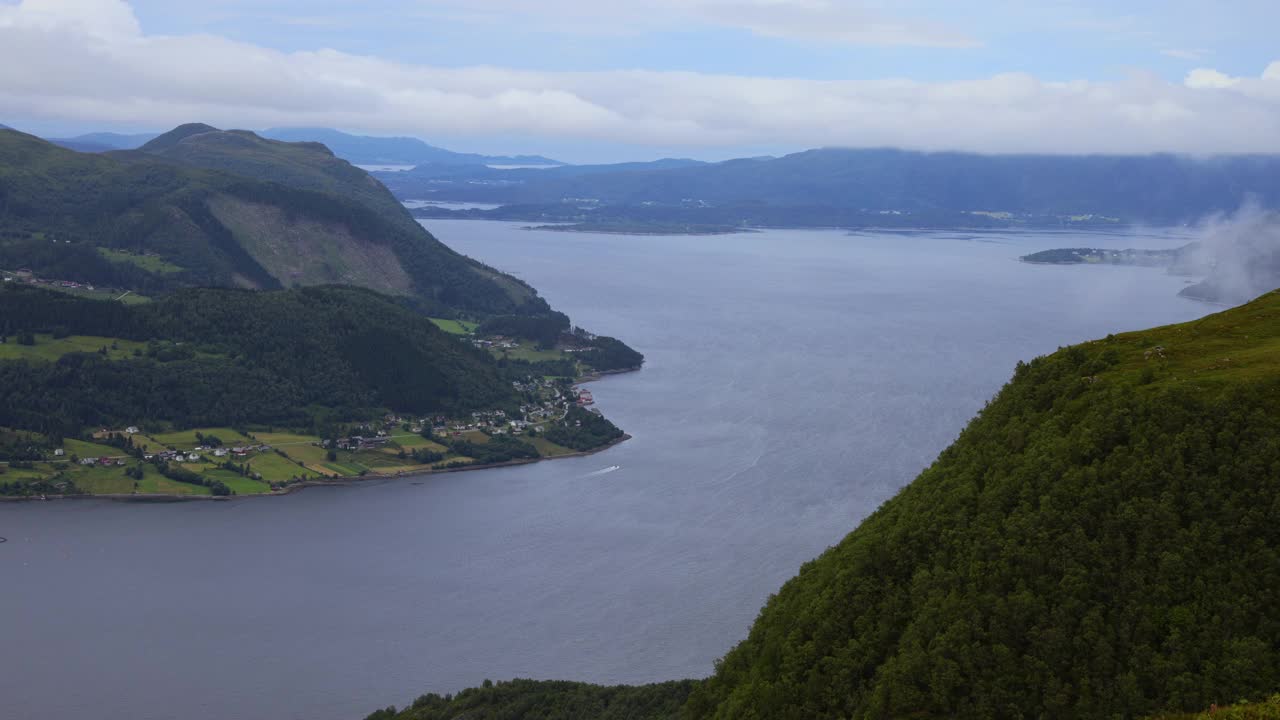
xmin=0 ymin=224 xmax=1214 ymax=720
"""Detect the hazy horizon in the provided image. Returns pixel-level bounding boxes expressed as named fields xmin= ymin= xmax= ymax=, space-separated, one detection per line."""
xmin=2 ymin=0 xmax=1278 ymax=164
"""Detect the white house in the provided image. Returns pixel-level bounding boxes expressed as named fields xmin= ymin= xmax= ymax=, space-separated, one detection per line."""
xmin=125 ymin=426 xmax=140 ymax=434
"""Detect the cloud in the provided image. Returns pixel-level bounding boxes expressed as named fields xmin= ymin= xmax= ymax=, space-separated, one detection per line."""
xmin=415 ymin=0 xmax=981 ymax=47
xmin=1161 ymin=48 xmax=1207 ymax=61
xmin=1184 ymin=68 xmax=1240 ymax=89
xmin=2 ymin=0 xmax=1280 ymax=156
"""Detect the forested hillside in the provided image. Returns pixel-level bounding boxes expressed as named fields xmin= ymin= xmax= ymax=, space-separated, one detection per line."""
xmin=0 ymin=284 xmax=513 ymax=437
xmin=369 ymin=291 xmax=1280 ymax=719
xmin=0 ymin=125 xmax=547 ymax=316
xmin=685 ymin=290 xmax=1280 ymax=719
xmin=365 ymin=679 xmax=695 ymax=720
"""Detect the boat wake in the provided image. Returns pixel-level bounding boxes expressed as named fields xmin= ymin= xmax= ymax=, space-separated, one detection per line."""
xmin=583 ymin=465 xmax=621 ymax=477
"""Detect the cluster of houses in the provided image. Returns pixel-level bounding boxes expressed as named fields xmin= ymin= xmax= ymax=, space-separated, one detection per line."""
xmin=471 ymin=337 xmax=519 ymax=350
xmin=4 ymin=268 xmax=95 ymax=291
xmin=79 ymin=456 xmax=129 ymax=466
xmin=329 ymin=436 xmax=389 ymax=451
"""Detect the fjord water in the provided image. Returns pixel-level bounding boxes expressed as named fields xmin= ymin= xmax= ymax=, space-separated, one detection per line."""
xmin=0 ymin=223 xmax=1213 ymax=720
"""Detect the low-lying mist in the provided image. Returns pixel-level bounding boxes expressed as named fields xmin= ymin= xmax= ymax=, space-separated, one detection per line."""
xmin=1176 ymin=203 xmax=1280 ymax=304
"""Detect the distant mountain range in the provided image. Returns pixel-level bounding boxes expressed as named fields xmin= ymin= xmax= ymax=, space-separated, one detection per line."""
xmin=260 ymin=127 xmax=562 ymax=168
xmin=46 ymin=131 xmax=159 ymax=153
xmin=34 ymin=126 xmax=562 ymax=168
xmin=385 ymin=148 xmax=1280 ymax=229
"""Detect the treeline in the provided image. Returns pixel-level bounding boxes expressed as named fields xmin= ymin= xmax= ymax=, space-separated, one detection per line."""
xmin=447 ymin=435 xmax=539 ymax=465
xmin=367 ymin=678 xmax=696 ymax=720
xmin=0 ymin=284 xmax=515 ymax=436
xmin=156 ymin=462 xmax=232 ymax=496
xmin=544 ymin=406 xmax=624 ymax=451
xmin=478 ymin=312 xmax=570 ymax=347
xmin=578 ymin=336 xmax=644 ymax=372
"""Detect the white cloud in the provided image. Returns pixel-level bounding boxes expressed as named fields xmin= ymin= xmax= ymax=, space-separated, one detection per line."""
xmin=1161 ymin=48 xmax=1207 ymax=61
xmin=3 ymin=0 xmax=1280 ymax=156
xmin=1184 ymin=68 xmax=1240 ymax=89
xmin=414 ymin=0 xmax=980 ymax=47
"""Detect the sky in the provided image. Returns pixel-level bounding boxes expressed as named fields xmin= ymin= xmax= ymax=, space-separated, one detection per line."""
xmin=1 ymin=0 xmax=1279 ymax=163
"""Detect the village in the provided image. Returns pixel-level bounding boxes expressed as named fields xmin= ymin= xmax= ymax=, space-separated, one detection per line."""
xmin=1 ymin=371 xmax=605 ymax=499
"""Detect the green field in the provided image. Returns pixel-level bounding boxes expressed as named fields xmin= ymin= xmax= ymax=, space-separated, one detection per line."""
xmin=248 ymin=452 xmax=317 ymax=483
xmin=97 ymin=248 xmax=184 ymax=274
xmin=0 ymin=334 xmax=146 ymax=362
xmin=529 ymin=437 xmax=577 ymax=457
xmin=150 ymin=427 xmax=252 ymax=447
xmin=385 ymin=433 xmax=446 ymax=451
xmin=63 ymin=438 xmax=124 ymax=458
xmin=202 ymin=469 xmax=272 ymax=495
xmin=129 ymin=434 xmax=168 ymax=452
xmin=253 ymin=432 xmax=321 ymax=446
xmin=135 ymin=473 xmax=211 ymax=496
xmin=428 ymin=317 xmax=479 ymax=335
xmin=322 ymin=461 xmax=364 ymax=476
xmin=490 ymin=342 xmax=568 ymax=363
xmin=276 ymin=442 xmax=329 ymax=465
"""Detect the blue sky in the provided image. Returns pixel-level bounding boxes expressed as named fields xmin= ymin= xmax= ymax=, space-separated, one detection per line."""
xmin=2 ymin=0 xmax=1279 ymax=162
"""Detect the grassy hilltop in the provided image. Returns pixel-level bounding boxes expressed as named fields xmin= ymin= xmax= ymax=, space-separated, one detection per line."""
xmin=368 ymin=290 xmax=1280 ymax=719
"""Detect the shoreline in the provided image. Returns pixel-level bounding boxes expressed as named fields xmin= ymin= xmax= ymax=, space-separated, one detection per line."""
xmin=1 ymin=367 xmax=642 ymax=504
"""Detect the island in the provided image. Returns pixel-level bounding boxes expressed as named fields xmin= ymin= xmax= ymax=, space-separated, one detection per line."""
xmin=1020 ymin=246 xmax=1192 ymax=266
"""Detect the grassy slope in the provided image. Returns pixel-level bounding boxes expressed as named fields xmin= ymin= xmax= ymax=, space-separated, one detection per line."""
xmin=0 ymin=334 xmax=145 ymax=361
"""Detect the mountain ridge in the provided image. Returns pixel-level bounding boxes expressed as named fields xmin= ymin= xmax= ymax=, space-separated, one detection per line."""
xmin=0 ymin=125 xmax=548 ymax=316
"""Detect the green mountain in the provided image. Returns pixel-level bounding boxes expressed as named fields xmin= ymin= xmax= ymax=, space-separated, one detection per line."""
xmin=0 ymin=125 xmax=547 ymax=316
xmin=0 ymin=284 xmax=513 ymax=437
xmin=371 ymin=291 xmax=1280 ymax=719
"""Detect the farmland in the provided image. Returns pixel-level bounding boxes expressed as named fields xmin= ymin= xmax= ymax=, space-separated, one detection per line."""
xmin=0 ymin=334 xmax=146 ymax=362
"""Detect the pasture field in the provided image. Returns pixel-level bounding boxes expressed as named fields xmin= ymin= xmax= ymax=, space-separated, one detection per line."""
xmin=385 ymin=433 xmax=444 ymax=450
xmin=0 ymin=334 xmax=145 ymax=362
xmin=248 ymin=453 xmax=317 ymax=483
xmin=253 ymin=432 xmax=321 ymax=447
xmin=97 ymin=248 xmax=183 ymax=274
xmin=150 ymin=427 xmax=252 ymax=447
xmin=491 ymin=342 xmax=567 ymax=363
xmin=276 ymin=442 xmax=329 ymax=465
xmin=63 ymin=438 xmax=124 ymax=458
xmin=202 ymin=470 xmax=272 ymax=495
xmin=428 ymin=318 xmax=478 ymax=335
xmin=529 ymin=437 xmax=577 ymax=457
